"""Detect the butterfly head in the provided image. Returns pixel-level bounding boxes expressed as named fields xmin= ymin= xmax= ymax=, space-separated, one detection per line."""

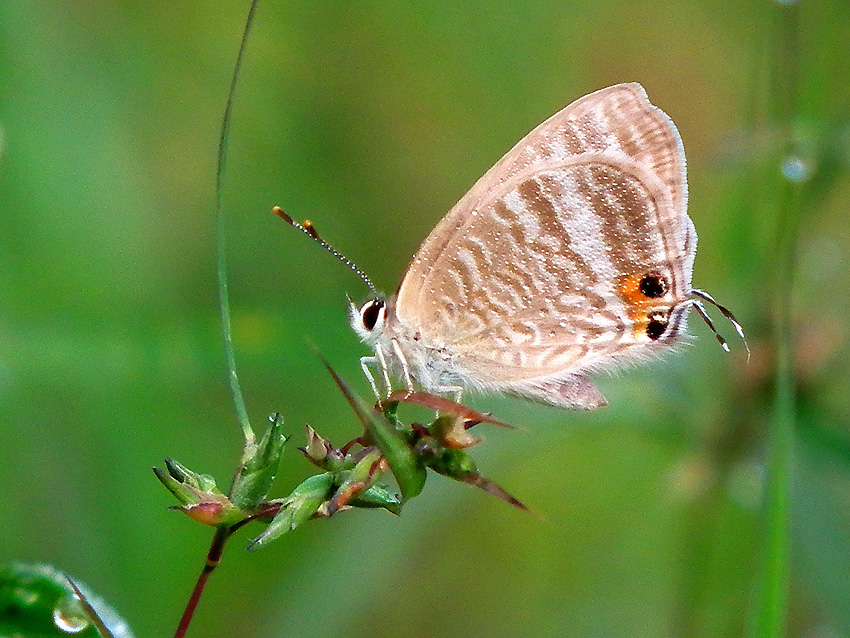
xmin=349 ymin=296 xmax=388 ymax=345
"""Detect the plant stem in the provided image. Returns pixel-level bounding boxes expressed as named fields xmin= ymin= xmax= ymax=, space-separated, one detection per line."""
xmin=216 ymin=0 xmax=262 ymax=452
xmin=174 ymin=527 xmax=233 ymax=638
xmin=173 ymin=5 xmax=264 ymax=635
xmin=755 ymin=182 xmax=799 ymax=638
xmin=753 ymin=3 xmax=802 ymax=636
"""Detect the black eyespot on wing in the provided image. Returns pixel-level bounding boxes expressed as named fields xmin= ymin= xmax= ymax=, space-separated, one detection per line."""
xmin=639 ymin=274 xmax=667 ymax=299
xmin=646 ymin=318 xmax=668 ymax=340
xmin=361 ymin=300 xmax=385 ymax=331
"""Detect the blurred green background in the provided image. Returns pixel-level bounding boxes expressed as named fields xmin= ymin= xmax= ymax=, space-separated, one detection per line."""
xmin=1 ymin=1 xmax=848 ymax=636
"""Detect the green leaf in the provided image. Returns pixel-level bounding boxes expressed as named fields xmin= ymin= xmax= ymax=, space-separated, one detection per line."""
xmin=0 ymin=563 xmax=134 ymax=637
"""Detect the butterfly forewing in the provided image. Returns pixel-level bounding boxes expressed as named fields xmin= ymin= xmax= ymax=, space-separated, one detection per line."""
xmin=396 ymin=83 xmax=689 ymax=323
xmin=399 ymin=154 xmax=689 ymax=382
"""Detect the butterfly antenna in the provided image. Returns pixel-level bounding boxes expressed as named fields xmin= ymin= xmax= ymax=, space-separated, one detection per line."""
xmin=691 ymin=289 xmax=750 ymax=360
xmin=273 ymin=206 xmax=378 ymax=296
xmin=691 ymin=300 xmax=730 ymax=353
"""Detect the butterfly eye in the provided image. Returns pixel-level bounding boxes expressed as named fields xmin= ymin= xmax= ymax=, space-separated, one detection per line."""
xmin=360 ymin=299 xmax=385 ymax=331
xmin=646 ymin=313 xmax=669 ymax=340
xmin=639 ymin=274 xmax=667 ymax=298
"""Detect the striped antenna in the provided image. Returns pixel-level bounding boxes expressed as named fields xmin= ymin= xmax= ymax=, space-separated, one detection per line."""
xmin=690 ymin=288 xmax=750 ymax=360
xmin=273 ymin=206 xmax=378 ymax=296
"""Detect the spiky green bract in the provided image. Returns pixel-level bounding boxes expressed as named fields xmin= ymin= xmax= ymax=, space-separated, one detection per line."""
xmin=248 ymin=473 xmax=335 ymax=550
xmin=298 ymin=425 xmax=402 ymax=514
xmin=162 ymin=458 xmax=219 ymax=494
xmin=319 ymin=358 xmax=427 ymax=502
xmin=349 ymin=483 xmax=402 ymax=513
xmin=360 ymin=402 xmax=428 ymax=502
xmin=230 ymin=413 xmax=288 ymax=511
xmin=153 ymin=461 xmax=244 ymax=527
xmin=415 ymin=417 xmax=529 ymax=512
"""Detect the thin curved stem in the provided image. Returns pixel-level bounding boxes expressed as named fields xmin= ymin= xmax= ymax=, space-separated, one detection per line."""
xmin=216 ymin=0 xmax=261 ymax=452
xmin=173 ymin=3 xmax=262 ymax=636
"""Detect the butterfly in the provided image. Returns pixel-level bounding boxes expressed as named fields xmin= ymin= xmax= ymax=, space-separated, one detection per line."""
xmin=278 ymin=83 xmax=743 ymax=409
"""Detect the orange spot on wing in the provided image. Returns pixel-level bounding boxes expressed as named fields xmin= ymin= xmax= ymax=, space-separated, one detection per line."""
xmin=617 ymin=273 xmax=647 ymax=308
xmin=616 ymin=273 xmax=656 ymax=337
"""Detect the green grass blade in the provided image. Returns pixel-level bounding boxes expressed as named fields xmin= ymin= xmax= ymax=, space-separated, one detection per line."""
xmin=752 ymin=3 xmax=804 ymax=635
xmin=215 ymin=0 xmax=262 ymax=450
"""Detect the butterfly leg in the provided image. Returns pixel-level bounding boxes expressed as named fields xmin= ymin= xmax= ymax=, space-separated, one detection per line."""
xmin=434 ymin=384 xmax=464 ymax=406
xmin=359 ymin=356 xmax=383 ymax=401
xmin=357 ymin=343 xmax=393 ymax=399
xmin=390 ymin=339 xmax=415 ymax=392
xmin=373 ymin=344 xmax=394 ymax=397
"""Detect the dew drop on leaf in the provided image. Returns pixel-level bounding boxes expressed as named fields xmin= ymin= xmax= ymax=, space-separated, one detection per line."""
xmin=52 ymin=594 xmax=91 ymax=633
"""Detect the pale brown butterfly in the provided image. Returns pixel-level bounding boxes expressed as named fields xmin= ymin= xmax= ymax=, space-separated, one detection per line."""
xmin=277 ymin=83 xmax=744 ymax=409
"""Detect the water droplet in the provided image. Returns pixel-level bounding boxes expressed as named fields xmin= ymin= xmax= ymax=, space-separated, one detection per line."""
xmin=780 ymin=155 xmax=812 ymax=182
xmin=53 ymin=594 xmax=90 ymax=633
xmin=773 ymin=0 xmax=799 ymax=5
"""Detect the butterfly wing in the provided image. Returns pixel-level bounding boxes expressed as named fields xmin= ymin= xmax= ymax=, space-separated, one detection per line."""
xmin=397 ymin=83 xmax=692 ymax=312
xmin=392 ymin=84 xmax=694 ymax=408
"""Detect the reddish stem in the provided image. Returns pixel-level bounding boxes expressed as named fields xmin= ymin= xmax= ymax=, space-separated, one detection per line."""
xmin=173 ymin=527 xmax=232 ymax=638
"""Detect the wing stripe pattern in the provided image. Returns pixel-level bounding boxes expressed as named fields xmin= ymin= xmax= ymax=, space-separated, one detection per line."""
xmin=383 ymin=84 xmax=694 ymax=406
xmin=403 ymin=160 xmax=679 ymax=382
